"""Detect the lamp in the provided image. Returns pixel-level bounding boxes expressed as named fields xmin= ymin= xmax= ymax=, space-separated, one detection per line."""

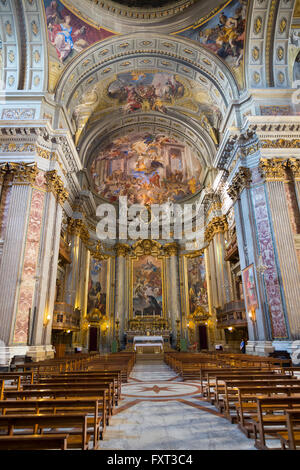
xmin=248 ymin=307 xmax=256 ymax=322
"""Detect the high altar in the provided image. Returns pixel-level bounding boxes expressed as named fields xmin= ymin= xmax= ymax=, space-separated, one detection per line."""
xmin=133 ymin=336 xmax=164 ymax=354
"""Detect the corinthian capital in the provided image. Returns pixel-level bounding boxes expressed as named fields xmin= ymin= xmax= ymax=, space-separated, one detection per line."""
xmin=0 ymin=162 xmax=38 ymax=185
xmin=46 ymin=170 xmax=69 ymax=205
xmin=204 ymin=215 xmax=228 ymax=244
xmin=227 ymin=167 xmax=251 ymax=201
xmin=259 ymin=158 xmax=286 ymax=181
xmin=288 ymin=158 xmax=300 ymax=180
xmin=164 ymin=242 xmax=179 ymax=257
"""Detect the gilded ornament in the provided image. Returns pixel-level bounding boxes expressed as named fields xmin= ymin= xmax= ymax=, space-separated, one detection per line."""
xmin=227 ymin=167 xmax=252 ymax=201
xmin=253 ymin=72 xmax=260 ymax=84
xmin=277 ymin=46 xmax=284 ymax=61
xmin=8 ymin=50 xmax=15 ymax=63
xmin=287 ymin=158 xmax=300 ymax=180
xmin=254 ymin=16 xmax=262 ymax=34
xmin=46 ymin=170 xmax=68 ymax=205
xmin=204 ymin=215 xmax=228 ymax=244
xmin=279 ymin=17 xmax=287 ymax=34
xmin=31 ymin=20 xmax=39 ymax=36
xmin=252 ymin=46 xmax=259 ymax=61
xmin=33 ymin=50 xmax=40 ymax=63
xmin=259 ymin=158 xmax=286 ymax=181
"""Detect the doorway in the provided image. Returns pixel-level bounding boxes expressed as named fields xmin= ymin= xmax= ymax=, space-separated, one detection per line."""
xmin=198 ymin=325 xmax=208 ymax=350
xmin=89 ymin=327 xmax=99 ymax=352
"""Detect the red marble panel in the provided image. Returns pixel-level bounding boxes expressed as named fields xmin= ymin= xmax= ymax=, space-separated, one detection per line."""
xmin=13 ymin=187 xmax=45 ymax=344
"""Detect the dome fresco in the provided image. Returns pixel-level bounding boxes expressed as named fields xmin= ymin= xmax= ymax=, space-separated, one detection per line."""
xmin=90 ymin=132 xmax=203 ymax=205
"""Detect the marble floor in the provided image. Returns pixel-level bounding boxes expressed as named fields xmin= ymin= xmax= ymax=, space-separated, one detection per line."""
xmin=100 ymin=359 xmax=257 ymax=450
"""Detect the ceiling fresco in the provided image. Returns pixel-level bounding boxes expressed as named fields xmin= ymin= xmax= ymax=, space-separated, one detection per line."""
xmin=72 ymin=71 xmax=223 ymax=144
xmin=89 ymin=131 xmax=203 ymax=205
xmin=176 ymin=0 xmax=248 ymax=87
xmin=43 ymin=0 xmax=117 ymax=91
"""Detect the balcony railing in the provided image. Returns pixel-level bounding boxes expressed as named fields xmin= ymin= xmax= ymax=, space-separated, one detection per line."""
xmin=216 ymin=300 xmax=247 ymax=328
xmin=52 ymin=302 xmax=81 ymax=331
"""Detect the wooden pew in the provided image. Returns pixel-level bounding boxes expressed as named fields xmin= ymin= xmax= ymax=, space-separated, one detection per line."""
xmin=0 ymin=398 xmax=105 ymax=448
xmin=38 ymin=373 xmax=121 ymax=405
xmin=0 ymin=413 xmax=91 ymax=450
xmin=0 ymin=434 xmax=69 ymax=450
xmin=253 ymin=397 xmax=300 ymax=449
xmin=22 ymin=380 xmax=115 ymax=416
xmin=278 ymin=409 xmax=300 ymax=450
xmin=235 ymin=386 xmax=300 ymax=436
xmin=203 ymin=371 xmax=289 ymax=403
xmin=221 ymin=379 xmax=300 ymax=421
xmin=4 ymin=388 xmax=110 ymax=425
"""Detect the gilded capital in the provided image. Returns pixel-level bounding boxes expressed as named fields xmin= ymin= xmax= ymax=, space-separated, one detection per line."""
xmin=288 ymin=158 xmax=300 ymax=180
xmin=46 ymin=170 xmax=69 ymax=205
xmin=67 ymin=217 xmax=84 ymax=236
xmin=205 ymin=215 xmax=228 ymax=244
xmin=227 ymin=167 xmax=251 ymax=201
xmin=259 ymin=158 xmax=286 ymax=181
xmin=115 ymin=243 xmax=131 ymax=257
xmin=0 ymin=162 xmax=38 ymax=185
xmin=164 ymin=242 xmax=179 ymax=257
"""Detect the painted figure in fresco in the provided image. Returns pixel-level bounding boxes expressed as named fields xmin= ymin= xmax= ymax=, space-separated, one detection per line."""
xmin=182 ymin=0 xmax=247 ymax=69
xmin=46 ymin=1 xmax=62 ymax=24
xmin=108 ymin=72 xmax=184 ymax=115
xmin=90 ymin=132 xmax=202 ymax=205
xmin=48 ymin=14 xmax=88 ymax=62
xmin=133 ymin=258 xmax=162 ymax=317
xmin=188 ymin=257 xmax=208 ymax=315
xmin=45 ymin=0 xmax=114 ymax=63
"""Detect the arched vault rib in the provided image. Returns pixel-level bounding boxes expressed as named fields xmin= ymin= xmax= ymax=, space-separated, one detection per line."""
xmin=54 ymin=32 xmax=240 ymax=121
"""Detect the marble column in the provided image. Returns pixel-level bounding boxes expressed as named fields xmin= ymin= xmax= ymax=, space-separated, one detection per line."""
xmin=165 ymin=244 xmax=181 ymax=344
xmin=29 ymin=181 xmax=64 ymax=358
xmin=260 ymin=160 xmax=300 ymax=344
xmin=114 ymin=245 xmax=129 ymax=350
xmin=0 ymin=165 xmax=68 ymax=365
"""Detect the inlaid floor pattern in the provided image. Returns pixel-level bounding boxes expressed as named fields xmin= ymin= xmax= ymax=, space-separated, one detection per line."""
xmin=100 ymin=359 xmax=256 ymax=450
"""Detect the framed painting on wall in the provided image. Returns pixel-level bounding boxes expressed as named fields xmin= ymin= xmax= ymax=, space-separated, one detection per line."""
xmin=242 ymin=264 xmax=258 ymax=312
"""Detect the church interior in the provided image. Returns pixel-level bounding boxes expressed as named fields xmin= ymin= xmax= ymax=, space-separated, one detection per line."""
xmin=0 ymin=0 xmax=300 ymax=451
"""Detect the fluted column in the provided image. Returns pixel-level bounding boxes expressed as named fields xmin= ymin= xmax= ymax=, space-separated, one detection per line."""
xmin=165 ymin=244 xmax=181 ymax=343
xmin=260 ymin=159 xmax=300 ymax=341
xmin=0 ymin=178 xmax=32 ymax=345
xmin=0 ymin=165 xmax=68 ymax=362
xmin=114 ymin=244 xmax=130 ymax=350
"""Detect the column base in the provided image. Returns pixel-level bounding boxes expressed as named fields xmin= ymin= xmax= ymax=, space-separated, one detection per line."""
xmin=0 ymin=345 xmax=55 ymax=369
xmin=272 ymin=340 xmax=298 ymax=354
xmin=246 ymin=341 xmax=275 ymax=356
xmin=245 ymin=340 xmax=257 ymax=354
xmin=27 ymin=345 xmax=55 ymax=362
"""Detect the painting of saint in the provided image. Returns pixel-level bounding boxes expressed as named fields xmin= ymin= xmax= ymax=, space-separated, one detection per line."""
xmin=133 ymin=256 xmax=163 ymax=317
xmin=107 ymin=72 xmax=184 ymax=114
xmin=242 ymin=264 xmax=258 ymax=312
xmin=187 ymin=255 xmax=208 ymax=316
xmin=87 ymin=258 xmax=107 ymax=318
xmin=44 ymin=0 xmax=115 ymax=63
xmin=178 ymin=0 xmax=248 ymax=72
xmin=90 ymin=132 xmax=202 ymax=205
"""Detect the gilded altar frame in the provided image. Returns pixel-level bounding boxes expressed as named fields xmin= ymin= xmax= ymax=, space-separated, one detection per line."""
xmin=129 ymin=240 xmax=167 ymax=320
xmin=181 ymin=249 xmax=211 ymax=320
